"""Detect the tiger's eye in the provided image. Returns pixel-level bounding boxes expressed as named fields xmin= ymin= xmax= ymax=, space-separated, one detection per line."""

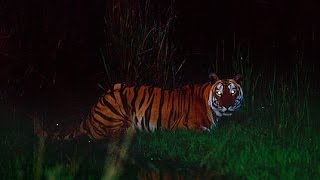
xmin=231 ymin=90 xmax=236 ymax=94
xmin=216 ymin=90 xmax=222 ymax=96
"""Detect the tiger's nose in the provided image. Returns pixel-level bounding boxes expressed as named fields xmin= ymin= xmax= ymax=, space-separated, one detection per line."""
xmin=224 ymin=105 xmax=231 ymax=109
xmin=223 ymin=102 xmax=234 ymax=109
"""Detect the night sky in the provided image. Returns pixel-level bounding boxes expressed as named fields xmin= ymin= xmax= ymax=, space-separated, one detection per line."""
xmin=1 ymin=0 xmax=320 ymax=107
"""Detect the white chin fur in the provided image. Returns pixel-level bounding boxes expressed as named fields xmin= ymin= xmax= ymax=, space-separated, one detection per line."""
xmin=222 ymin=113 xmax=232 ymax=116
xmin=214 ymin=110 xmax=222 ymax=117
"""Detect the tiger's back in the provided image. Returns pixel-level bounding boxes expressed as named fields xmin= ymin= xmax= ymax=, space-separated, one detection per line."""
xmin=83 ymin=83 xmax=214 ymax=139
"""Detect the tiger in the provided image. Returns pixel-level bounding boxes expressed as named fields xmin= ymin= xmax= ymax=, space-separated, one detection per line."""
xmin=33 ymin=73 xmax=243 ymax=141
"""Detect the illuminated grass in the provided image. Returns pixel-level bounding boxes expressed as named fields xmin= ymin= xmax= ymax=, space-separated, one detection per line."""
xmin=1 ymin=71 xmax=320 ymax=179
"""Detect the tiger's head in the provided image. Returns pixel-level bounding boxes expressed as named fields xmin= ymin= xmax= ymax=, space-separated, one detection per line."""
xmin=208 ymin=73 xmax=243 ymax=118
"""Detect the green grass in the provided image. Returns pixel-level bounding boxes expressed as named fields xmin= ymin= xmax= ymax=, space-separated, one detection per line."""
xmin=133 ymin=122 xmax=319 ymax=179
xmin=2 ymin=116 xmax=319 ymax=179
xmin=1 ymin=67 xmax=320 ymax=179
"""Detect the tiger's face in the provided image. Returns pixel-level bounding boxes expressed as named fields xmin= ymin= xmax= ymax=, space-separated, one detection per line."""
xmin=208 ymin=73 xmax=243 ymax=118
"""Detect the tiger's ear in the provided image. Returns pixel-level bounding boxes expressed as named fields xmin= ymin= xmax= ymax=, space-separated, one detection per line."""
xmin=233 ymin=74 xmax=243 ymax=83
xmin=209 ymin=73 xmax=219 ymax=83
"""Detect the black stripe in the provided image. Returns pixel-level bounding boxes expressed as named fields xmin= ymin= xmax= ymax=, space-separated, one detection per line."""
xmin=131 ymin=86 xmax=140 ymax=111
xmin=185 ymin=94 xmax=191 ymax=128
xmin=91 ymin=124 xmax=105 ymax=136
xmin=167 ymin=94 xmax=174 ymax=128
xmin=101 ymin=98 xmax=123 ymax=117
xmin=94 ymin=110 xmax=117 ymax=123
xmin=177 ymin=90 xmax=181 ymax=112
xmin=119 ymin=87 xmax=129 ymax=115
xmin=108 ymin=89 xmax=116 ymax=100
xmin=145 ymin=87 xmax=155 ymax=130
xmin=145 ymin=94 xmax=154 ymax=131
xmin=138 ymin=87 xmax=147 ymax=109
xmin=88 ymin=119 xmax=105 ymax=137
xmin=157 ymin=89 xmax=164 ymax=129
xmin=141 ymin=117 xmax=145 ymax=131
xmin=100 ymin=123 xmax=123 ymax=128
xmin=148 ymin=87 xmax=154 ymax=96
xmin=213 ymin=101 xmax=219 ymax=108
xmin=91 ymin=112 xmax=111 ymax=125
xmin=181 ymin=88 xmax=188 ymax=119
xmin=172 ymin=104 xmax=178 ymax=127
xmin=91 ymin=112 xmax=123 ymax=128
xmin=181 ymin=93 xmax=185 ymax=121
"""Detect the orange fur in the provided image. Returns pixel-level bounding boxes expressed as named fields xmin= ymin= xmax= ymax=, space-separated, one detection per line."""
xmin=34 ymin=74 xmax=243 ymax=141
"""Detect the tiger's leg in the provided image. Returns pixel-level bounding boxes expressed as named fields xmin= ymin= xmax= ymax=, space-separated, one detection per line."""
xmin=84 ymin=108 xmax=133 ymax=140
xmin=185 ymin=108 xmax=212 ymax=132
xmin=189 ymin=124 xmax=211 ymax=132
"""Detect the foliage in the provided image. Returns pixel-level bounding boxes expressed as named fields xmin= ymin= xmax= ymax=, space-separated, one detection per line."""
xmin=100 ymin=0 xmax=183 ymax=89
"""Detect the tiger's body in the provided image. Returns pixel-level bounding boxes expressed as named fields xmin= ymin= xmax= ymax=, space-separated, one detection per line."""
xmin=34 ymin=73 xmax=243 ymax=140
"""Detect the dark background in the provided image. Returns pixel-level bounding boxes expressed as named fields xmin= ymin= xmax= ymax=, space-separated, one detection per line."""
xmin=1 ymin=0 xmax=320 ymax=115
